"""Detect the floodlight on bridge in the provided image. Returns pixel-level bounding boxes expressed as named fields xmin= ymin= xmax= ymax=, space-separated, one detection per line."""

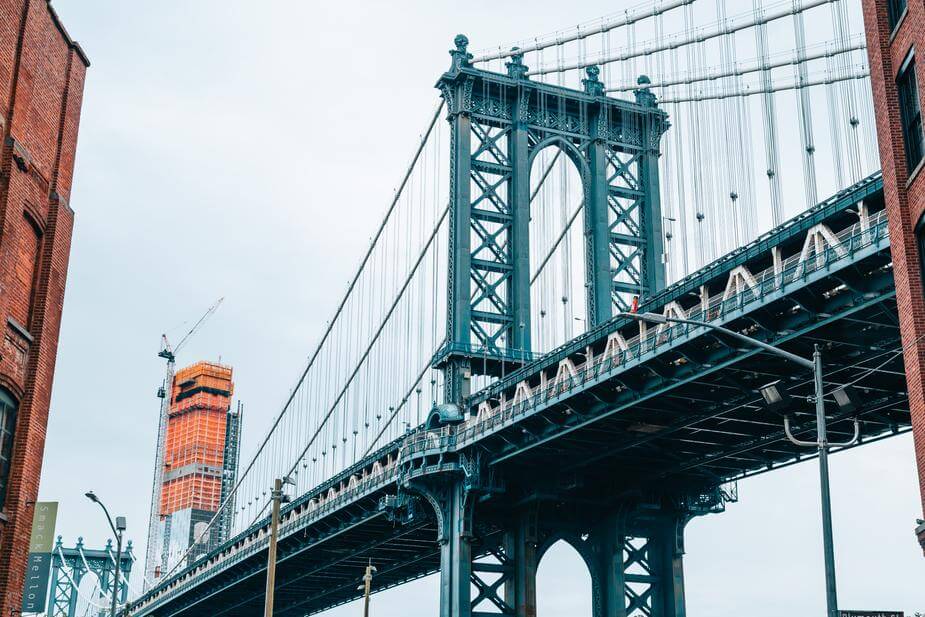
xmin=759 ymin=380 xmax=791 ymax=412
xmin=832 ymin=385 xmax=863 ymax=414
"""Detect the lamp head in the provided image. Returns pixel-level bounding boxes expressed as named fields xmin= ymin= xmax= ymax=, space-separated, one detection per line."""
xmin=758 ymin=381 xmax=791 ymax=412
xmin=84 ymin=491 xmax=99 ymax=503
xmin=618 ymin=311 xmax=668 ymax=324
xmin=832 ymin=385 xmax=862 ymax=413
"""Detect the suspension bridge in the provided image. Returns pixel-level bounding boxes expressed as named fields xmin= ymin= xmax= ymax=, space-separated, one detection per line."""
xmin=129 ymin=1 xmax=910 ymax=615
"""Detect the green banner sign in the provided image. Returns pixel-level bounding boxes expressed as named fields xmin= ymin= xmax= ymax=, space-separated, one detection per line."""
xmin=22 ymin=501 xmax=58 ymax=613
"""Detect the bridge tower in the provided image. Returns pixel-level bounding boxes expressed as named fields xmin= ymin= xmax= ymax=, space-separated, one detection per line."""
xmin=433 ymin=35 xmax=668 ymax=405
xmin=47 ymin=536 xmax=133 ymax=617
xmin=426 ymin=35 xmax=690 ymax=617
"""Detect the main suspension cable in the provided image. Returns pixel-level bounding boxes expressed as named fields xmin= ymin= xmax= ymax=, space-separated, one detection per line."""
xmin=528 ymin=0 xmax=839 ymax=77
xmin=472 ymin=0 xmax=696 ymax=63
xmin=157 ymin=99 xmax=445 ymax=582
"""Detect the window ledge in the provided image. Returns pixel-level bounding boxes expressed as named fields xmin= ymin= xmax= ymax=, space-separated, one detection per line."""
xmin=6 ymin=317 xmax=32 ymax=343
xmin=907 ymin=156 xmax=925 ymax=188
xmin=889 ymin=7 xmax=909 ymax=44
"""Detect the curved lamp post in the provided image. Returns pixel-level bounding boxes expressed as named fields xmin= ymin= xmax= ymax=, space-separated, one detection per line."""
xmin=620 ymin=311 xmax=859 ymax=617
xmin=85 ymin=491 xmax=126 ymax=617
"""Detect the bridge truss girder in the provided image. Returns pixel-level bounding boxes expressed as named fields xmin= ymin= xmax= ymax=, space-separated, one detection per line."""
xmin=131 ymin=160 xmax=909 ymax=617
xmin=467 ymin=243 xmax=902 ymax=493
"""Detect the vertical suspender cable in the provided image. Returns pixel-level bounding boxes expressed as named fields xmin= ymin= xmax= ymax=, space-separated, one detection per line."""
xmin=793 ymin=0 xmax=819 ymax=208
xmin=753 ymin=0 xmax=785 ymax=226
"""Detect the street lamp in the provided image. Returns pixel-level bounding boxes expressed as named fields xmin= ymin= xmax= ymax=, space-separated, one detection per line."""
xmin=620 ymin=311 xmax=857 ymax=617
xmin=85 ymin=491 xmax=126 ymax=617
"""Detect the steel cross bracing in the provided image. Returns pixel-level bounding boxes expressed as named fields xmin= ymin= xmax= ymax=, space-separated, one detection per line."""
xmin=129 ymin=164 xmax=908 ymax=617
xmin=434 ymin=37 xmax=668 ymax=399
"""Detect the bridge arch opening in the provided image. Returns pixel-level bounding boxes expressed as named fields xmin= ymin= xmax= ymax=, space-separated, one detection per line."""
xmin=536 ymin=538 xmax=593 ymax=615
xmin=529 ymin=140 xmax=589 ymax=354
xmin=536 ymin=540 xmax=592 ymax=617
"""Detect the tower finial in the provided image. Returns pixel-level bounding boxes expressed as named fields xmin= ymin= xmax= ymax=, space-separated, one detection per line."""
xmin=506 ymin=47 xmax=529 ymax=80
xmin=582 ymin=65 xmax=604 ymax=96
xmin=454 ymin=34 xmax=469 ymax=52
xmin=448 ymin=34 xmax=473 ymax=72
xmin=635 ymin=74 xmax=657 ymax=107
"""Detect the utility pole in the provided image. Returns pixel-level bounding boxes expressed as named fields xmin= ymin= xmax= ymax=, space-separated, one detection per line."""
xmin=265 ymin=477 xmax=292 ymax=617
xmin=359 ymin=561 xmax=376 ymax=617
xmin=783 ymin=345 xmax=859 ymax=617
xmin=623 ymin=314 xmax=860 ymax=617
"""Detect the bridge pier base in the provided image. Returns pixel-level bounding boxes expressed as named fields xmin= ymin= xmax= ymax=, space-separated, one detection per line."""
xmin=502 ymin=511 xmax=538 ymax=617
xmin=438 ymin=481 xmax=475 ymax=617
xmin=588 ymin=507 xmax=689 ymax=617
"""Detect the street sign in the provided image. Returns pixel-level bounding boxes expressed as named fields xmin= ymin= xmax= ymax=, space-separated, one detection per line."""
xmin=840 ymin=611 xmax=904 ymax=617
xmin=22 ymin=501 xmax=58 ymax=613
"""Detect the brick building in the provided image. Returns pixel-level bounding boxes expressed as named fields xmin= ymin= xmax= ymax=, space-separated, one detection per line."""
xmin=0 ymin=0 xmax=88 ymax=611
xmin=862 ymin=0 xmax=925 ymax=553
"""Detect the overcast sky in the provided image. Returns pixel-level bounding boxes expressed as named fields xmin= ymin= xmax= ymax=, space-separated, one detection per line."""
xmin=37 ymin=1 xmax=924 ymax=615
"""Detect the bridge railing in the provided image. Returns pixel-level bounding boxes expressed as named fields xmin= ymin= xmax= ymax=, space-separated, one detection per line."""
xmin=453 ymin=207 xmax=890 ymax=445
xmin=401 ymin=425 xmax=457 ymax=456
xmin=133 ymin=179 xmax=889 ymax=615
xmin=132 ymin=454 xmax=405 ymax=613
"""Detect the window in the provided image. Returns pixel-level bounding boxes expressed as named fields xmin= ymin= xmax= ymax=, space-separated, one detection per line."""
xmin=0 ymin=389 xmax=17 ymax=511
xmin=898 ymin=53 xmax=924 ymax=173
xmin=918 ymin=214 xmax=925 ymax=289
xmin=888 ymin=0 xmax=907 ymax=32
xmin=13 ymin=212 xmax=42 ymax=329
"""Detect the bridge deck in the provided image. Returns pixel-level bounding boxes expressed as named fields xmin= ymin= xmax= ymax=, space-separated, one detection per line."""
xmin=132 ymin=173 xmax=910 ymax=617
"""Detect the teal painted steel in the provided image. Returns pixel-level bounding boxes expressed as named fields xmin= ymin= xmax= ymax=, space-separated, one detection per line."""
xmin=129 ymin=111 xmax=900 ymax=617
xmin=434 ymin=36 xmax=669 ymax=395
xmin=48 ymin=537 xmax=133 ymax=617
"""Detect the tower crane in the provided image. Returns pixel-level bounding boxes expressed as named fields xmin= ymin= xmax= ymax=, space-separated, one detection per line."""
xmin=142 ymin=297 xmax=224 ymax=589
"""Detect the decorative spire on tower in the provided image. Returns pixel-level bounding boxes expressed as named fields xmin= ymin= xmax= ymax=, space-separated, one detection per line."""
xmin=634 ymin=75 xmax=658 ymax=107
xmin=449 ymin=34 xmax=472 ymax=73
xmin=582 ymin=65 xmax=605 ymax=96
xmin=506 ymin=47 xmax=529 ymax=80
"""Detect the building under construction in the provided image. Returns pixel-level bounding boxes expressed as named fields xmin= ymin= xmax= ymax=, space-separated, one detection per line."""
xmin=146 ymin=362 xmax=242 ymax=582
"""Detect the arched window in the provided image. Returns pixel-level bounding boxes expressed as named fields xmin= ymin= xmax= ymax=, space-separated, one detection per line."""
xmin=0 ymin=389 xmax=17 ymax=511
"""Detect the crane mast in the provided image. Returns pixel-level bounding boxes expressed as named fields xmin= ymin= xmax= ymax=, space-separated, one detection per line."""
xmin=142 ymin=298 xmax=224 ymax=590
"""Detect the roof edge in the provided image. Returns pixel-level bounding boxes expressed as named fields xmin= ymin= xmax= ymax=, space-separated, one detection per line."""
xmin=46 ymin=1 xmax=90 ymax=68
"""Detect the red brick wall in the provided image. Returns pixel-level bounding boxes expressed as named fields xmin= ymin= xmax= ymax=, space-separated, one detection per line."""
xmin=0 ymin=0 xmax=87 ymax=611
xmin=861 ymin=0 xmax=925 ymax=555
